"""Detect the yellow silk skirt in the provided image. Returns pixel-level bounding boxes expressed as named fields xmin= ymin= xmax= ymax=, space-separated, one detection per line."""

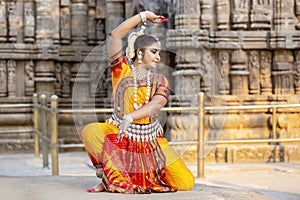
xmin=81 ymin=121 xmax=194 ymax=192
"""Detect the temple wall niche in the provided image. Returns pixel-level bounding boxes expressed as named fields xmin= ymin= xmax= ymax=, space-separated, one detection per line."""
xmin=0 ymin=0 xmax=300 ymax=162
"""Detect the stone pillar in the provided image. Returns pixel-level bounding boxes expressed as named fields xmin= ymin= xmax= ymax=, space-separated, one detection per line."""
xmin=60 ymin=0 xmax=71 ymax=44
xmin=96 ymin=0 xmax=106 ymax=41
xmin=0 ymin=60 xmax=7 ymax=97
xmin=36 ymin=0 xmax=54 ymax=44
xmin=8 ymin=1 xmax=23 ymax=43
xmin=200 ymin=0 xmax=214 ymax=30
xmin=175 ymin=0 xmax=200 ymax=29
xmin=231 ymin=0 xmax=250 ymax=30
xmin=105 ymin=0 xmax=124 ymax=36
xmin=35 ymin=60 xmax=56 ymax=97
xmin=71 ymin=63 xmax=90 ymax=98
xmin=88 ymin=0 xmax=97 ymax=45
xmin=24 ymin=0 xmax=35 ymax=43
xmin=71 ymin=0 xmax=88 ymax=45
xmin=272 ymin=50 xmax=294 ymax=94
xmin=0 ymin=1 xmax=7 ymax=42
xmin=250 ymin=0 xmax=272 ymax=30
xmin=230 ymin=49 xmax=249 ymax=95
xmin=274 ymin=0 xmax=296 ymax=30
xmin=260 ymin=51 xmax=272 ymax=95
xmin=216 ymin=0 xmax=230 ymax=30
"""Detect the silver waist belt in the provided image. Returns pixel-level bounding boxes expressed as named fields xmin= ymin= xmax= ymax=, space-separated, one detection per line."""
xmin=108 ymin=113 xmax=163 ymax=142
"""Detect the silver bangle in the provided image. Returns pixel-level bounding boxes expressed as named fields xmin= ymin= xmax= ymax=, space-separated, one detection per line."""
xmin=139 ymin=12 xmax=146 ymax=23
xmin=123 ymin=114 xmax=133 ymax=123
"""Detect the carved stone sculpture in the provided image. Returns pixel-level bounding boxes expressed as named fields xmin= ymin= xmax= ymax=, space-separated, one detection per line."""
xmin=25 ymin=60 xmax=35 ymax=96
xmin=0 ymin=60 xmax=7 ymax=97
xmin=249 ymin=51 xmax=260 ymax=94
xmin=61 ymin=63 xmax=71 ymax=98
xmin=7 ymin=60 xmax=17 ymax=97
xmin=218 ymin=50 xmax=230 ymax=94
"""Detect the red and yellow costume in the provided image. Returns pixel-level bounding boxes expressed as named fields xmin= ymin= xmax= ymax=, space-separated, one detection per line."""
xmin=81 ymin=53 xmax=194 ymax=193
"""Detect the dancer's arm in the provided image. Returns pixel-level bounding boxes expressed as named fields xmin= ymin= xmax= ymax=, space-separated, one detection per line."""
xmin=107 ymin=11 xmax=164 ymax=59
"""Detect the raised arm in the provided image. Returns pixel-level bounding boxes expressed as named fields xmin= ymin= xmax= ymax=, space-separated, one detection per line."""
xmin=107 ymin=11 xmax=165 ymax=59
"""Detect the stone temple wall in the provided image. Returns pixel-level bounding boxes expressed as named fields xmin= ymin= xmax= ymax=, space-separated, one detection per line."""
xmin=0 ymin=0 xmax=299 ymax=163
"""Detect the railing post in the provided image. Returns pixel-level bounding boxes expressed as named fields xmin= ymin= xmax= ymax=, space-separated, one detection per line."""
xmin=40 ymin=94 xmax=49 ymax=168
xmin=197 ymin=92 xmax=205 ymax=178
xmin=33 ymin=93 xmax=40 ymax=157
xmin=51 ymin=95 xmax=59 ymax=175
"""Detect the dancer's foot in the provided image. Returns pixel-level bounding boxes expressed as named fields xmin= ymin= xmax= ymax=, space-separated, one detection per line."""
xmin=87 ymin=182 xmax=105 ymax=193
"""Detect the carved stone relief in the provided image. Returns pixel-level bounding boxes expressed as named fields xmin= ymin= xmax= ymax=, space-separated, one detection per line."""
xmin=61 ymin=63 xmax=71 ymax=98
xmin=25 ymin=60 xmax=35 ymax=96
xmin=7 ymin=60 xmax=17 ymax=97
xmin=218 ymin=50 xmax=230 ymax=94
xmin=249 ymin=51 xmax=260 ymax=94
xmin=0 ymin=60 xmax=7 ymax=97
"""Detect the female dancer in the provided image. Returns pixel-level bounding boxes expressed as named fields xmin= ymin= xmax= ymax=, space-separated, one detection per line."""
xmin=81 ymin=11 xmax=194 ymax=194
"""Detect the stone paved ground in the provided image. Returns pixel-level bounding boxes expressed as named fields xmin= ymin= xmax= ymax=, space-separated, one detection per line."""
xmin=0 ymin=152 xmax=299 ymax=200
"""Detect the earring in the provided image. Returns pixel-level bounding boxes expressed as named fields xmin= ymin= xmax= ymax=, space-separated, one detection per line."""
xmin=138 ymin=51 xmax=143 ymax=64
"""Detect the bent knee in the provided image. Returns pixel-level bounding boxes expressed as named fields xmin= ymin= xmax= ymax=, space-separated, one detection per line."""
xmin=177 ymin=174 xmax=195 ymax=191
xmin=80 ymin=122 xmax=100 ymax=140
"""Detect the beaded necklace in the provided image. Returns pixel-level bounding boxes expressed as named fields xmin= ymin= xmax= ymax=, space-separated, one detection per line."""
xmin=132 ymin=65 xmax=151 ymax=110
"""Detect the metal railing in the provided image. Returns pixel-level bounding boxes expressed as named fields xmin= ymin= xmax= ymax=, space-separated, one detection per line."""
xmin=0 ymin=94 xmax=42 ymax=157
xmin=37 ymin=93 xmax=300 ymax=177
xmin=47 ymin=94 xmax=203 ymax=176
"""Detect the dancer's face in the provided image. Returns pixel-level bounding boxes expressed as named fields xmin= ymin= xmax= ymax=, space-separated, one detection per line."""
xmin=141 ymin=42 xmax=161 ymax=69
